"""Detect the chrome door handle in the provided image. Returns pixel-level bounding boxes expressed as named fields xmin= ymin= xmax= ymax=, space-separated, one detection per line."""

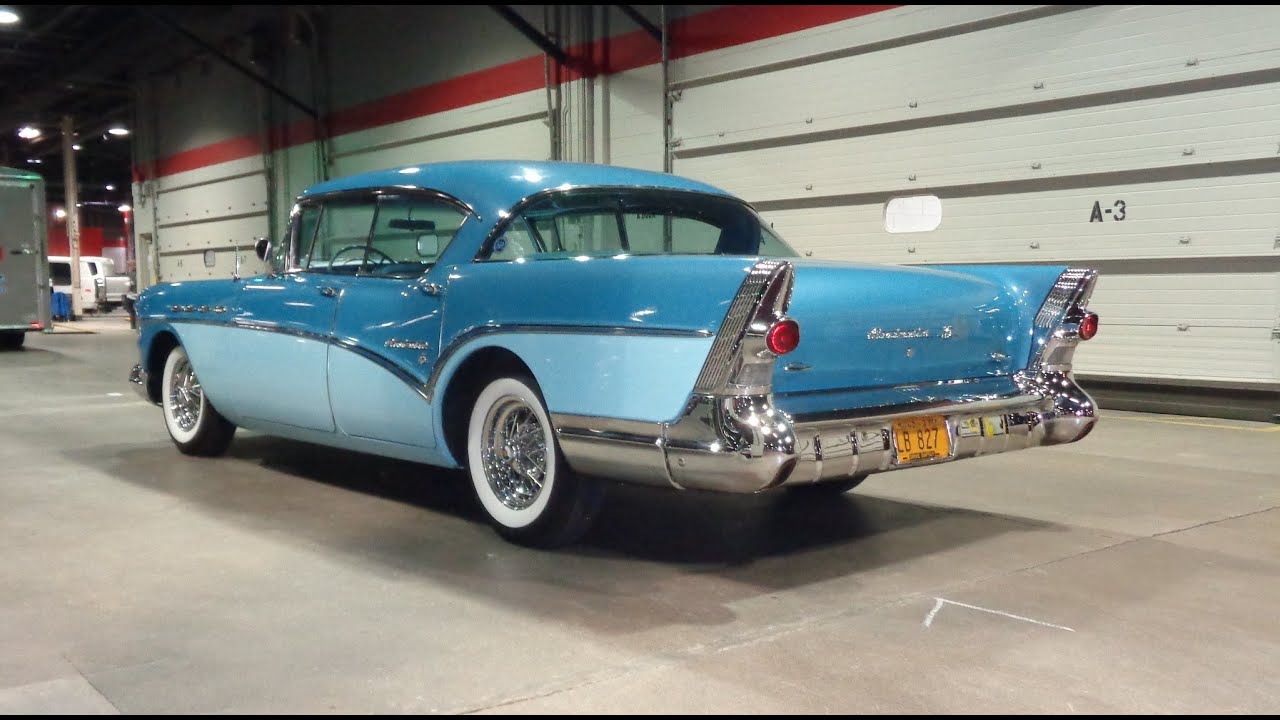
xmin=319 ymin=286 xmax=338 ymax=298
xmin=419 ymin=282 xmax=445 ymax=297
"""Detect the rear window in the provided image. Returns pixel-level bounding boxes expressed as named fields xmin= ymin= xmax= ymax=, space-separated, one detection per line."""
xmin=86 ymin=261 xmax=98 ymax=275
xmin=483 ymin=188 xmax=797 ymax=261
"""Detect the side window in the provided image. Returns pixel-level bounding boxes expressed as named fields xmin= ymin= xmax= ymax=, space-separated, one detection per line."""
xmin=623 ymin=213 xmax=722 ymax=254
xmin=757 ymin=224 xmax=792 ymax=257
xmin=483 ymin=189 xmax=801 ymax=261
xmin=288 ymin=204 xmax=321 ymax=270
xmin=303 ymin=200 xmax=377 ymax=274
xmin=365 ymin=196 xmax=468 ymax=277
xmin=623 ymin=214 xmax=664 ymax=253
xmin=538 ymin=212 xmax=622 ymax=255
xmin=50 ymin=262 xmax=71 ymax=285
xmin=490 ymin=219 xmax=542 ymax=261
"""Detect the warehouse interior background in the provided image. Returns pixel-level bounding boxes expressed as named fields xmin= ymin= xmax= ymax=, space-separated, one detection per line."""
xmin=3 ymin=5 xmax=1279 ymax=715
xmin=2 ymin=4 xmax=1275 ymax=422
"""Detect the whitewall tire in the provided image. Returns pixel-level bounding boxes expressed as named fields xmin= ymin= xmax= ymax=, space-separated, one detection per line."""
xmin=466 ymin=375 xmax=604 ymax=547
xmin=161 ymin=345 xmax=236 ymax=456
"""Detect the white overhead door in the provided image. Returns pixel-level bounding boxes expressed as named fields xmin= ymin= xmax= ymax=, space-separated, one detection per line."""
xmin=670 ymin=4 xmax=1280 ymax=388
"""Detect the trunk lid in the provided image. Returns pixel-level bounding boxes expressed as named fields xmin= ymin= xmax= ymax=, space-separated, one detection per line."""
xmin=774 ymin=261 xmax=1021 ymax=396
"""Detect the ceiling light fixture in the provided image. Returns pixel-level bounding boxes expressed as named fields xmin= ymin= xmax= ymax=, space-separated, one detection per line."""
xmin=0 ymin=8 xmax=20 ymax=25
xmin=17 ymin=126 xmax=41 ymax=140
xmin=54 ymin=208 xmax=67 ymax=220
xmin=105 ymin=184 xmax=115 ymax=191
xmin=26 ymin=158 xmax=41 ymax=164
xmin=107 ymin=126 xmax=129 ymax=136
xmin=118 ymin=204 xmax=132 ymax=213
xmin=72 ymin=144 xmax=82 ymax=151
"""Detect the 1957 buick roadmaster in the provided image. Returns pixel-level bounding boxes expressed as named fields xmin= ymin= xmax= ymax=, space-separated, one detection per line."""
xmin=129 ymin=160 xmax=1100 ymax=547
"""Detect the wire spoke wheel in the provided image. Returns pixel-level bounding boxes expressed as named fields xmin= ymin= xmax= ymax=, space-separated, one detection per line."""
xmin=160 ymin=344 xmax=236 ymax=457
xmin=481 ymin=396 xmax=548 ymax=511
xmin=466 ymin=375 xmax=606 ymax=547
xmin=167 ymin=354 xmax=203 ymax=433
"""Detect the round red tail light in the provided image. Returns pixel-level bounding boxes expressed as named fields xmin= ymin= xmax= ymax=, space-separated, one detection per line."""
xmin=766 ymin=318 xmax=801 ymax=355
xmin=1078 ymin=312 xmax=1099 ymax=341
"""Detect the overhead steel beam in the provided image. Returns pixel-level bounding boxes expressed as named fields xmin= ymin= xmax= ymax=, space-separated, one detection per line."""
xmin=489 ymin=5 xmax=571 ymax=66
xmin=615 ymin=5 xmax=662 ymax=43
xmin=138 ymin=7 xmax=318 ymax=120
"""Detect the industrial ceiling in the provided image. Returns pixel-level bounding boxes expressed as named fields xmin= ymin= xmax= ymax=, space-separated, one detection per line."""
xmin=0 ymin=4 xmax=263 ymax=206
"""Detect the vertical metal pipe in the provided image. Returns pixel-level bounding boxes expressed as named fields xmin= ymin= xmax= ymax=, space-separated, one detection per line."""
xmin=61 ymin=115 xmax=83 ymax=318
xmin=147 ymin=77 xmax=163 ymax=287
xmin=547 ymin=5 xmax=563 ymax=161
xmin=660 ymin=5 xmax=672 ymax=250
xmin=660 ymin=4 xmax=670 ymax=174
xmin=600 ymin=6 xmax=610 ymax=165
xmin=126 ymin=89 xmax=141 ymax=279
xmin=543 ymin=5 xmax=556 ymax=160
xmin=583 ymin=5 xmax=594 ymax=164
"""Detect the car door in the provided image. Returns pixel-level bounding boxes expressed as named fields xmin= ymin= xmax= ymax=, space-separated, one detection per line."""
xmin=222 ymin=195 xmax=376 ymax=431
xmin=327 ymin=192 xmax=471 ymax=448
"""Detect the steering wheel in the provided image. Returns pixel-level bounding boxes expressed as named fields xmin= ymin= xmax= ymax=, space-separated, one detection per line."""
xmin=328 ymin=245 xmax=396 ymax=271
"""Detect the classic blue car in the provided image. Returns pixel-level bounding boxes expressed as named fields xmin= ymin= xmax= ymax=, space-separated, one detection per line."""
xmin=129 ymin=160 xmax=1100 ymax=547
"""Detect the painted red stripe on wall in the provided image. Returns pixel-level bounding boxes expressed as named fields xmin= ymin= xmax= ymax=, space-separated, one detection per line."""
xmin=151 ymin=134 xmax=263 ymax=181
xmin=139 ymin=4 xmax=900 ymax=180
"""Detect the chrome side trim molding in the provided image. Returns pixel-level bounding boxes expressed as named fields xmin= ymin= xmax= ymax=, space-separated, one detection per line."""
xmin=148 ymin=318 xmax=433 ymax=402
xmin=331 ymin=337 xmax=432 ymax=403
xmin=229 ymin=318 xmax=332 ymax=344
xmin=149 ymin=316 xmax=713 ymax=406
xmin=553 ymin=414 xmax=671 ymax=488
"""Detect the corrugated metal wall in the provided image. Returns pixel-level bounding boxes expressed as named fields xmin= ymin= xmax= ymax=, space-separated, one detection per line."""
xmin=669 ymin=4 xmax=1280 ymax=392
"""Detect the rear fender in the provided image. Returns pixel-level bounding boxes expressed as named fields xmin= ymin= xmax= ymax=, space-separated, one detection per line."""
xmin=919 ymin=264 xmax=1073 ymax=368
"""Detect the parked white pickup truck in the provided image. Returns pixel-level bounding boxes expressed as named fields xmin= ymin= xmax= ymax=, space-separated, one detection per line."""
xmin=89 ymin=255 xmax=133 ymax=311
xmin=49 ymin=254 xmax=133 ymax=313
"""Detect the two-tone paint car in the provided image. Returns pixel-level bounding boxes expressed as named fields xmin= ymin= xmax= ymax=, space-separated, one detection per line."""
xmin=129 ymin=160 xmax=1100 ymax=547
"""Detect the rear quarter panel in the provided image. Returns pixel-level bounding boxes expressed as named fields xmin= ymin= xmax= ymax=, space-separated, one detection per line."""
xmin=434 ymin=255 xmax=759 ymax=423
xmin=919 ymin=263 xmax=1069 ymax=367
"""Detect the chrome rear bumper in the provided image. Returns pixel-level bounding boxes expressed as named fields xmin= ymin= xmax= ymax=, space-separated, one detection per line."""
xmin=553 ymin=370 xmax=1096 ymax=494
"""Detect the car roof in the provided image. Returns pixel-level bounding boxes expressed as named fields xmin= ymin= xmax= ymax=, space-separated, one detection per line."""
xmin=299 ymin=160 xmax=739 ymax=219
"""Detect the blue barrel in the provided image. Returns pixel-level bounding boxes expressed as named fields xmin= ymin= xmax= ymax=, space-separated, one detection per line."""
xmin=51 ymin=290 xmax=70 ymax=321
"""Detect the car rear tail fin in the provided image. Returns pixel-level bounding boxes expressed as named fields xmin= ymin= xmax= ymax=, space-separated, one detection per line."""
xmin=693 ymin=259 xmax=797 ymax=396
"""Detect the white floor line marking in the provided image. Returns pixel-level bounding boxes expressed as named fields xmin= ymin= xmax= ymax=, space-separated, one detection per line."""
xmin=923 ymin=597 xmax=1075 ymax=632
xmin=1107 ymin=415 xmax=1280 ymax=433
xmin=106 ymin=392 xmax=124 ymax=397
xmin=922 ymin=597 xmax=945 ymax=628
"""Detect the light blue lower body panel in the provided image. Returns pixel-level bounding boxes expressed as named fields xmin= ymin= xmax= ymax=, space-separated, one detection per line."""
xmin=328 ymin=345 xmax=436 ymax=447
xmin=435 ymin=333 xmax=715 ymax=423
xmin=174 ymin=323 xmax=335 ymax=432
xmin=235 ymin=416 xmax=455 ymax=468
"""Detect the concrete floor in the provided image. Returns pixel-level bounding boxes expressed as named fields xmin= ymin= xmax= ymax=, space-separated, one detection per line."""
xmin=1 ymin=315 xmax=1277 ymax=714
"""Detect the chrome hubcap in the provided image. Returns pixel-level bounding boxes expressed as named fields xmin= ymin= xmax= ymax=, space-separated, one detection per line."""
xmin=481 ymin=396 xmax=547 ymax=511
xmin=168 ymin=356 xmax=202 ymax=433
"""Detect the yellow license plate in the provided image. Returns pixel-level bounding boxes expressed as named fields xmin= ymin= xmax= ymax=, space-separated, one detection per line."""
xmin=892 ymin=415 xmax=951 ymax=465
